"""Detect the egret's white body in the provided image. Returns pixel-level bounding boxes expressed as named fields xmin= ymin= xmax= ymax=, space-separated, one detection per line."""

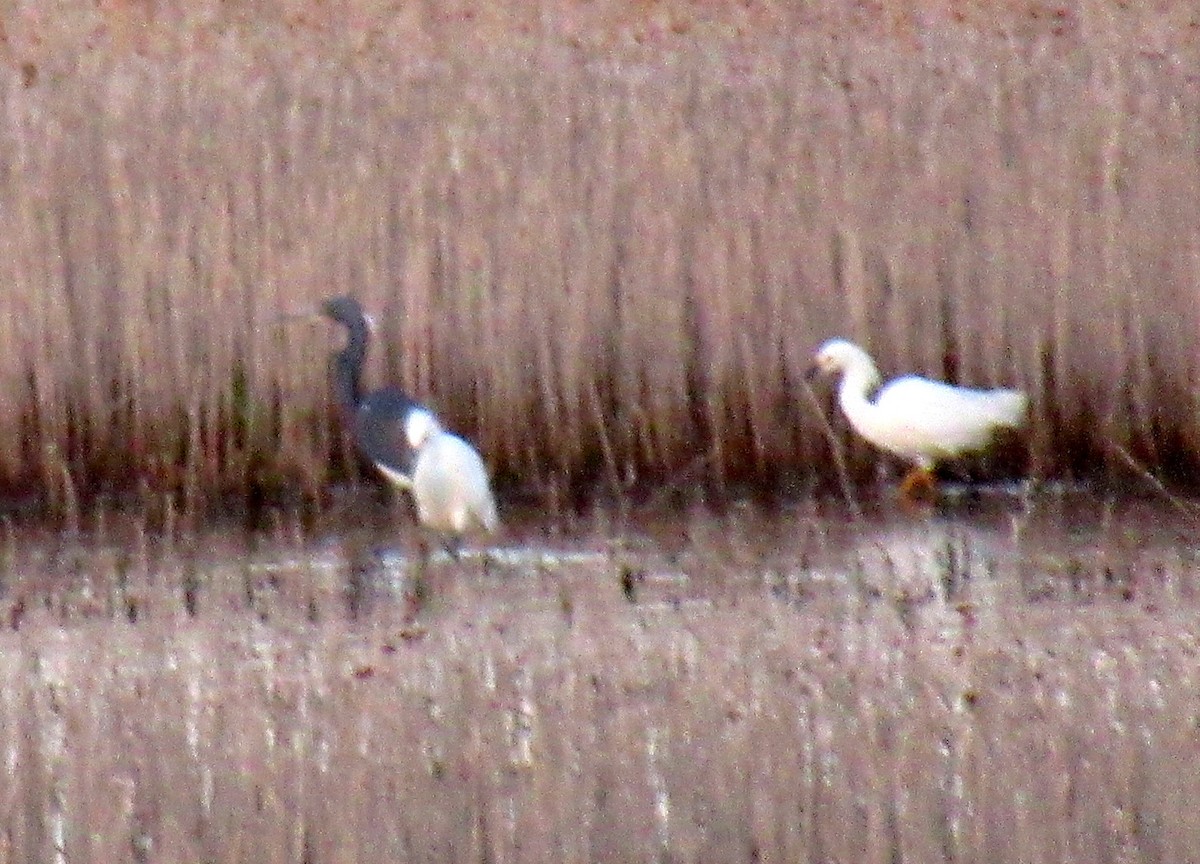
xmin=811 ymin=339 xmax=1027 ymax=471
xmin=405 ymin=411 xmax=499 ymax=548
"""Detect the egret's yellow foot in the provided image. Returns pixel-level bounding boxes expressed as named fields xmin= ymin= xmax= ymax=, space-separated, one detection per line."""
xmin=898 ymin=467 xmax=938 ymax=504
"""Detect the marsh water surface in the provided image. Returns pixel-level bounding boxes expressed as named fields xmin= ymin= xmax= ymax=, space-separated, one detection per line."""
xmin=1 ymin=486 xmax=1198 ymax=863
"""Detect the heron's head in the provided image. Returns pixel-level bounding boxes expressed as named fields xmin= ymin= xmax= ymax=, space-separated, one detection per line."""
xmin=321 ymin=295 xmax=366 ymax=329
xmin=404 ymin=408 xmax=442 ymax=451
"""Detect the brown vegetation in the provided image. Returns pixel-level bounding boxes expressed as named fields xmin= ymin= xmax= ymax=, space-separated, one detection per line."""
xmin=0 ymin=1 xmax=1198 ymax=513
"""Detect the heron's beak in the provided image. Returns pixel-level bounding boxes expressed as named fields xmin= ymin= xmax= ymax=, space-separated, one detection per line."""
xmin=268 ymin=311 xmax=323 ymax=345
xmin=272 ymin=310 xmax=321 ymax=325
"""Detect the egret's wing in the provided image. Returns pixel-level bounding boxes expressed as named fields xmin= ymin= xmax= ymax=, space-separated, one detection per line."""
xmin=874 ymin=376 xmax=1026 ymax=455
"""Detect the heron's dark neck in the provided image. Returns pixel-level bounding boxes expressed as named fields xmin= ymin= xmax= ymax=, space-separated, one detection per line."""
xmin=330 ymin=321 xmax=368 ymax=414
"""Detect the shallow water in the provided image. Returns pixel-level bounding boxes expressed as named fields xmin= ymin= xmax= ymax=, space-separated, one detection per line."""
xmin=2 ymin=486 xmax=1200 ymax=863
xmin=1 ymin=483 xmax=1196 ymax=628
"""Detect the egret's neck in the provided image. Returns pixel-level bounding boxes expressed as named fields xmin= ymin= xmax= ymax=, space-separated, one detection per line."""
xmin=836 ymin=362 xmax=883 ymax=439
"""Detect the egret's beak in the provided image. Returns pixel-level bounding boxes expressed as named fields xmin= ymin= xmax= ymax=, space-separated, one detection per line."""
xmin=804 ymin=363 xmax=823 ymax=382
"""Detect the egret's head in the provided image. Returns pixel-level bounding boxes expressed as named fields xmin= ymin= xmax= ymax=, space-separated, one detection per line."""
xmin=404 ymin=408 xmax=442 ymax=451
xmin=806 ymin=338 xmax=873 ymax=384
xmin=812 ymin=339 xmax=863 ymax=372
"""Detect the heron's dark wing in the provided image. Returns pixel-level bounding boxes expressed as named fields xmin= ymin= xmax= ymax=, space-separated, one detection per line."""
xmin=355 ymin=388 xmax=429 ymax=487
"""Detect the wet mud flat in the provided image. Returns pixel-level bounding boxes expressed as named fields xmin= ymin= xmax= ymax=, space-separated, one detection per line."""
xmin=1 ymin=488 xmax=1199 ymax=862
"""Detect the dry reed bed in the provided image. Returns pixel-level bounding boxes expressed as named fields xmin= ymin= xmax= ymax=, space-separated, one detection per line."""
xmin=0 ymin=502 xmax=1199 ymax=862
xmin=1 ymin=9 xmax=1199 ymax=510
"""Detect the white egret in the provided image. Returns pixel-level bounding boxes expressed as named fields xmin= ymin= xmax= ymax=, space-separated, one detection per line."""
xmin=808 ymin=338 xmax=1027 ymax=499
xmin=404 ymin=409 xmax=499 ymax=556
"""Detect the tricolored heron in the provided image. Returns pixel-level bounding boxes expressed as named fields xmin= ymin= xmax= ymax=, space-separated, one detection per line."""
xmin=807 ymin=338 xmax=1027 ymax=500
xmin=321 ymin=295 xmax=433 ymax=491
xmin=319 ymin=295 xmax=498 ymax=550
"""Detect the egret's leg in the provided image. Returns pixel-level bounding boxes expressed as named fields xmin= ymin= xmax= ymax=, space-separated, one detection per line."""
xmin=898 ymin=466 xmax=938 ymax=503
